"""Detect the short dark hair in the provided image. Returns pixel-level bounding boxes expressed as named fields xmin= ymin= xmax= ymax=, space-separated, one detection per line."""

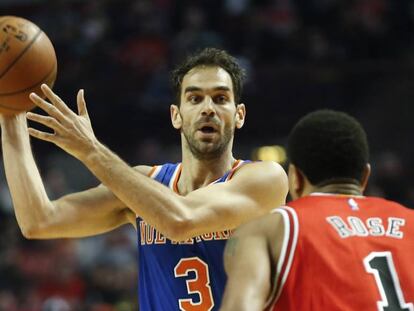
xmin=171 ymin=48 xmax=246 ymax=105
xmin=287 ymin=110 xmax=369 ymax=185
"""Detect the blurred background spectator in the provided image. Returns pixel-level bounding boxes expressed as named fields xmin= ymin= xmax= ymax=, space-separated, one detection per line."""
xmin=1 ymin=0 xmax=414 ymax=309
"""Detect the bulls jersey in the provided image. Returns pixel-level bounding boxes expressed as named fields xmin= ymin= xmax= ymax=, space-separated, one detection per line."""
xmin=137 ymin=160 xmax=247 ymax=311
xmin=267 ymin=193 xmax=414 ymax=311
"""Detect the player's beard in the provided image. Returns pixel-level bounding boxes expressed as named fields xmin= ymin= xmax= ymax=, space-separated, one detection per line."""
xmin=182 ymin=122 xmax=234 ymax=161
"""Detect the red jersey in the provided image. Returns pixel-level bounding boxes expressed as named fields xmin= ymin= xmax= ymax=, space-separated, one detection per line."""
xmin=267 ymin=193 xmax=414 ymax=311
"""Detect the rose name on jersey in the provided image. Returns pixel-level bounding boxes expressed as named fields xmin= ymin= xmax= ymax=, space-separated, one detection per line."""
xmin=326 ymin=216 xmax=405 ymax=239
xmin=139 ymin=220 xmax=233 ymax=245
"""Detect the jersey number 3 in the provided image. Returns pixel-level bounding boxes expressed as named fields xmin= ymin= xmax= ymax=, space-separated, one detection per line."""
xmin=364 ymin=252 xmax=413 ymax=311
xmin=174 ymin=257 xmax=214 ymax=311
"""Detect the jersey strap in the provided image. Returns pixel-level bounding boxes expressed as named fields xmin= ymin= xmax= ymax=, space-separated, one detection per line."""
xmin=148 ymin=163 xmax=182 ymax=192
xmin=149 ymin=160 xmax=250 ymax=187
xmin=211 ymin=160 xmax=251 ymax=184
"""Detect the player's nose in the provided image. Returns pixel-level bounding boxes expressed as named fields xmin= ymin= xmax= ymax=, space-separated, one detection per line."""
xmin=201 ymin=97 xmax=215 ymax=117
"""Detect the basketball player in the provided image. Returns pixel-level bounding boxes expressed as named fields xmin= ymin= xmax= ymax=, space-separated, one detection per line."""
xmin=1 ymin=48 xmax=288 ymax=310
xmin=220 ymin=110 xmax=414 ymax=311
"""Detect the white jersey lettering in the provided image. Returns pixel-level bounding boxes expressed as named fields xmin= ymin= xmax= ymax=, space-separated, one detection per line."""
xmin=326 ymin=216 xmax=405 ymax=239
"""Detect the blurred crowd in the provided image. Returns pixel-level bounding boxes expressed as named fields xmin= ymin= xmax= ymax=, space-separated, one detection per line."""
xmin=1 ymin=0 xmax=414 ymax=309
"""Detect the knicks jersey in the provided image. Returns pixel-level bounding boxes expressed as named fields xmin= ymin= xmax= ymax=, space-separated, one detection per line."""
xmin=267 ymin=193 xmax=414 ymax=311
xmin=137 ymin=160 xmax=247 ymax=311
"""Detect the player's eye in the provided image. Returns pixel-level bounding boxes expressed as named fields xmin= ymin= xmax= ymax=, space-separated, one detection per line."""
xmin=214 ymin=95 xmax=228 ymax=104
xmin=188 ymin=95 xmax=202 ymax=104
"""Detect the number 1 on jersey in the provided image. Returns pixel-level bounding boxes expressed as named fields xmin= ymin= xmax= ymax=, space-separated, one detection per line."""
xmin=174 ymin=257 xmax=214 ymax=311
xmin=364 ymin=252 xmax=413 ymax=311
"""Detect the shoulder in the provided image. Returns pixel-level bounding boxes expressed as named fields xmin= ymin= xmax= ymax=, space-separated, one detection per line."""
xmin=232 ymin=161 xmax=287 ymax=185
xmin=234 ymin=211 xmax=284 ymax=240
xmin=230 ymin=211 xmax=286 ymax=265
xmin=133 ymin=163 xmax=181 ymax=177
xmin=240 ymin=160 xmax=285 ymax=172
xmin=365 ymin=196 xmax=414 ymax=218
xmin=133 ymin=165 xmax=154 ymax=176
xmin=225 ymin=161 xmax=288 ymax=210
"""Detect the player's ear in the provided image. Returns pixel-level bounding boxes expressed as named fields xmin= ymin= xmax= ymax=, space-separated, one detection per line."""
xmin=170 ymin=104 xmax=182 ymax=129
xmin=235 ymin=103 xmax=246 ymax=129
xmin=360 ymin=163 xmax=371 ymax=192
xmin=288 ymin=164 xmax=305 ymax=200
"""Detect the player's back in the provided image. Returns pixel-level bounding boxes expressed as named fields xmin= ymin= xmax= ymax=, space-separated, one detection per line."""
xmin=269 ymin=193 xmax=414 ymax=311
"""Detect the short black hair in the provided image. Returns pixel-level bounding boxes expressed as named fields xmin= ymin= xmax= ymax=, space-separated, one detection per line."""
xmin=287 ymin=110 xmax=369 ymax=185
xmin=171 ymin=48 xmax=246 ymax=105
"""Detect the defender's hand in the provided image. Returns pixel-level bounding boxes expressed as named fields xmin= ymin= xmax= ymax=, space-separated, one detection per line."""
xmin=27 ymin=84 xmax=97 ymax=161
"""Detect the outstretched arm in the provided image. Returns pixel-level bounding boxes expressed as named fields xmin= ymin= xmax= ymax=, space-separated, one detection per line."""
xmin=220 ymin=213 xmax=285 ymax=311
xmin=27 ymin=85 xmax=289 ymax=241
xmin=1 ymin=113 xmax=142 ymax=238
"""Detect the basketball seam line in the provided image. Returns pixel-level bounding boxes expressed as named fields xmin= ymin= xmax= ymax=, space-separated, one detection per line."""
xmin=0 ymin=17 xmax=11 ymax=29
xmin=0 ymin=63 xmax=56 ymax=111
xmin=0 ymin=28 xmax=42 ymax=80
xmin=0 ymin=101 xmax=24 ymax=111
xmin=0 ymin=62 xmax=56 ymax=97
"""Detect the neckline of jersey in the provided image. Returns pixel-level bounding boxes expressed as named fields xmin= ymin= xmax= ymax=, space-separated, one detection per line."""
xmin=310 ymin=192 xmax=366 ymax=198
xmin=171 ymin=159 xmax=242 ymax=194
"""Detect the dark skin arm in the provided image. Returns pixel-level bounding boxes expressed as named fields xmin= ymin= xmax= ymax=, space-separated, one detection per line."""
xmin=220 ymin=212 xmax=285 ymax=311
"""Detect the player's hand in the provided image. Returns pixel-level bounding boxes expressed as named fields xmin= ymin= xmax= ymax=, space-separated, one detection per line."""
xmin=27 ymin=84 xmax=97 ymax=161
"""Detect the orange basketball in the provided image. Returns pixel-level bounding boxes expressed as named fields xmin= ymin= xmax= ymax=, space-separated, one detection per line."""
xmin=0 ymin=16 xmax=57 ymax=115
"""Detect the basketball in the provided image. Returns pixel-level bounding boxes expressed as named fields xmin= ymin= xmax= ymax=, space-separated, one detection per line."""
xmin=0 ymin=16 xmax=57 ymax=115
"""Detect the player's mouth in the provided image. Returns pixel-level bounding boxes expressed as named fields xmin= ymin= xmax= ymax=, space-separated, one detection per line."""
xmin=199 ymin=126 xmax=217 ymax=133
xmin=197 ymin=124 xmax=219 ymax=139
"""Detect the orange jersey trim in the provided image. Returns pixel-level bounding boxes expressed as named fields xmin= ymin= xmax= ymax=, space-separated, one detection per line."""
xmin=172 ymin=164 xmax=182 ymax=194
xmin=147 ymin=166 xmax=158 ymax=177
xmin=226 ymin=159 xmax=248 ymax=181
